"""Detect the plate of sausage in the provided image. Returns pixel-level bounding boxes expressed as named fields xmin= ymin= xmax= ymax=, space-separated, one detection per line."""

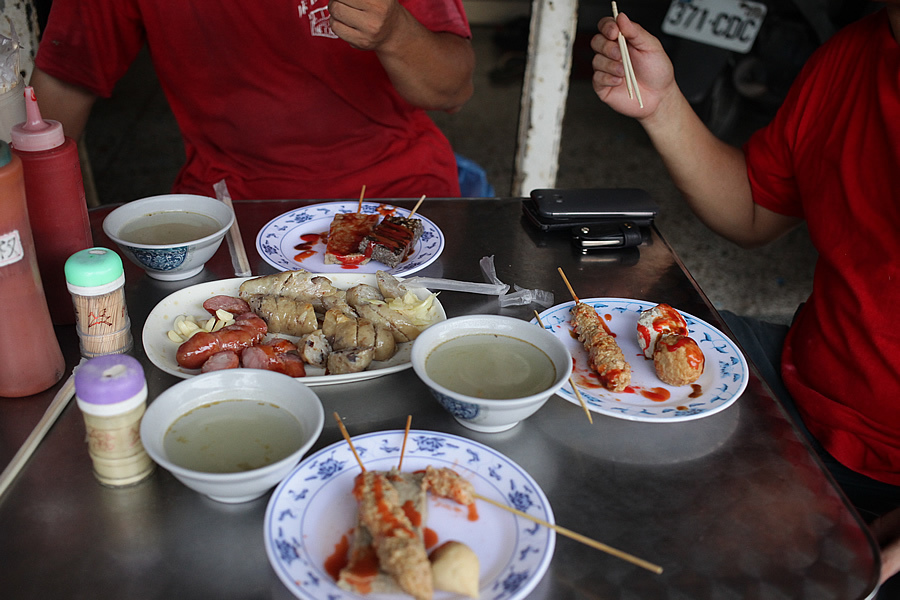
xmin=535 ymin=298 xmax=748 ymax=422
xmin=142 ymin=271 xmax=446 ymax=386
xmin=255 ymin=201 xmax=444 ymax=276
xmin=265 ymin=429 xmax=555 ymax=600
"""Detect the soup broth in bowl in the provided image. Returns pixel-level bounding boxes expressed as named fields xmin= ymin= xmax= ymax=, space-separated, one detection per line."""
xmin=117 ymin=211 xmax=223 ymax=245
xmin=412 ymin=315 xmax=572 ymax=433
xmin=163 ymin=399 xmax=306 ymax=474
xmin=140 ymin=369 xmax=324 ymax=503
xmin=425 ymin=334 xmax=556 ymax=399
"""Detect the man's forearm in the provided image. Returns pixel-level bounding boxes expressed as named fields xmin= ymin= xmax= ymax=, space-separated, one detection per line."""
xmin=374 ymin=11 xmax=474 ymax=112
xmin=641 ymin=90 xmax=797 ymax=248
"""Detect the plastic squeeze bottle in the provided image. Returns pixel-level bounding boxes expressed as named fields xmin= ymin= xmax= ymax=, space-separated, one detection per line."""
xmin=11 ymin=86 xmax=93 ymax=325
xmin=0 ymin=140 xmax=66 ymax=397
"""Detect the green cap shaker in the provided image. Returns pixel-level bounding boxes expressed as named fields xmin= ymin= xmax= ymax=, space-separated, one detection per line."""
xmin=65 ymin=247 xmax=133 ymax=357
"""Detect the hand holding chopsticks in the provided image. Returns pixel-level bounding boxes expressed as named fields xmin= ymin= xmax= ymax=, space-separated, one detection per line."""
xmin=612 ymin=2 xmax=643 ymax=108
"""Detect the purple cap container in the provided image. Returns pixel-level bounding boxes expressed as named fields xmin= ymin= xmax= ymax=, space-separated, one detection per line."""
xmin=74 ymin=355 xmax=148 ymax=417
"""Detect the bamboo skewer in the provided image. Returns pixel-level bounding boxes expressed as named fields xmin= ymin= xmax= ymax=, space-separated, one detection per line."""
xmin=534 ymin=310 xmax=593 ymax=424
xmin=408 ymin=195 xmax=426 ymax=218
xmin=612 ymin=2 xmax=643 ymax=108
xmin=558 ymin=267 xmax=580 ymax=304
xmin=333 ymin=412 xmax=366 ymax=472
xmin=473 ymin=492 xmax=662 ymax=574
xmin=398 ymin=415 xmax=412 ymax=470
xmin=357 ymin=184 xmax=366 ymax=213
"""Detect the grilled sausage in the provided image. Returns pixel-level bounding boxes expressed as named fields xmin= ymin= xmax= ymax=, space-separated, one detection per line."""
xmin=176 ymin=312 xmax=267 ymax=370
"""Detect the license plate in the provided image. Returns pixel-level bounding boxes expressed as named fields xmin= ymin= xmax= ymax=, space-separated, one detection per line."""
xmin=662 ymin=0 xmax=767 ymax=54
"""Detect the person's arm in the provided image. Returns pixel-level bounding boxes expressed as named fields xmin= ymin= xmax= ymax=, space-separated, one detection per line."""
xmin=591 ymin=13 xmax=800 ymax=248
xmin=328 ymin=0 xmax=474 ymax=112
xmin=29 ymin=68 xmax=98 ymax=142
xmin=871 ymin=507 xmax=900 ymax=584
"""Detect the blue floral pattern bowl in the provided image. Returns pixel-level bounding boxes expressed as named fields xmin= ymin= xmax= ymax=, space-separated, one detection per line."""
xmin=103 ymin=194 xmax=234 ymax=281
xmin=411 ymin=315 xmax=572 ymax=433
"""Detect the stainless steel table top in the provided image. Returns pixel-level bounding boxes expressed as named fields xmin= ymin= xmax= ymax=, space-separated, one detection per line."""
xmin=0 ymin=198 xmax=879 ymax=599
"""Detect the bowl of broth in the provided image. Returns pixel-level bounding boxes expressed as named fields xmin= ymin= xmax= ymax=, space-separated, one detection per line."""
xmin=411 ymin=315 xmax=572 ymax=432
xmin=140 ymin=369 xmax=324 ymax=503
xmin=103 ymin=194 xmax=234 ymax=281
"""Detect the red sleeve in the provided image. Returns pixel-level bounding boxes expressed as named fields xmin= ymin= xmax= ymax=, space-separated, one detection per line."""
xmin=742 ymin=75 xmax=807 ymax=220
xmin=402 ymin=0 xmax=471 ymax=39
xmin=35 ymin=0 xmax=145 ymax=98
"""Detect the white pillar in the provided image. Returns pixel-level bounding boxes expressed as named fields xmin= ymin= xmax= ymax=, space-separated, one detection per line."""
xmin=0 ymin=0 xmax=39 ymax=83
xmin=512 ymin=0 xmax=579 ymax=197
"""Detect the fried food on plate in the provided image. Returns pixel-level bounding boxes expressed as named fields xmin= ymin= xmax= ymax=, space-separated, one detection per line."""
xmin=571 ymin=302 xmax=632 ymax=392
xmin=653 ymin=333 xmax=705 ymax=386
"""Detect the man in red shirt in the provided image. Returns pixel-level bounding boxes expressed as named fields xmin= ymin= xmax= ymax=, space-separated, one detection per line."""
xmin=591 ymin=2 xmax=900 ymax=587
xmin=30 ymin=0 xmax=474 ymax=200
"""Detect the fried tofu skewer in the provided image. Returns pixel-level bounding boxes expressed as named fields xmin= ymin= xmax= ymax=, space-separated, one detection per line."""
xmin=558 ymin=268 xmax=632 ymax=392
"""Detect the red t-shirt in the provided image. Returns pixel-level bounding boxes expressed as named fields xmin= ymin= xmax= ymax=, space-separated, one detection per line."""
xmin=744 ymin=10 xmax=900 ymax=485
xmin=36 ymin=0 xmax=470 ymax=200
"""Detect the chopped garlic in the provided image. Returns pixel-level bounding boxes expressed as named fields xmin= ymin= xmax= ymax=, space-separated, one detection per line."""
xmin=166 ymin=309 xmax=235 ymax=343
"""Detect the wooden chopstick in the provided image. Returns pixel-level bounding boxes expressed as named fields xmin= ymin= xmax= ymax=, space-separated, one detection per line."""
xmin=612 ymin=2 xmax=643 ymax=108
xmin=474 ymin=492 xmax=662 ymax=574
xmin=213 ymin=179 xmax=252 ymax=277
xmin=0 ymin=368 xmax=78 ymax=499
xmin=534 ymin=310 xmax=593 ymax=424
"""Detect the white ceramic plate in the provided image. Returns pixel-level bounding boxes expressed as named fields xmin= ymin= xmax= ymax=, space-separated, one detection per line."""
xmin=141 ymin=275 xmax=445 ymax=386
xmin=536 ymin=299 xmax=748 ymax=422
xmin=256 ymin=202 xmax=444 ymax=276
xmin=265 ymin=430 xmax=555 ymax=600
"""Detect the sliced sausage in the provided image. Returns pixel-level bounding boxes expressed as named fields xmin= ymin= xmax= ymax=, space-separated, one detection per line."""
xmin=200 ymin=350 xmax=241 ymax=373
xmin=202 ymin=295 xmax=251 ymax=316
xmin=176 ymin=312 xmax=267 ymax=369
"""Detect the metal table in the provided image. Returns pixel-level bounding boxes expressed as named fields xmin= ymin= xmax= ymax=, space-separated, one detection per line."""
xmin=0 ymin=198 xmax=879 ymax=599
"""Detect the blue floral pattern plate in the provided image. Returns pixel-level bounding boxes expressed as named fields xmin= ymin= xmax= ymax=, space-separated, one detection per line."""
xmin=256 ymin=201 xmax=444 ymax=276
xmin=536 ymin=299 xmax=748 ymax=422
xmin=264 ymin=430 xmax=555 ymax=600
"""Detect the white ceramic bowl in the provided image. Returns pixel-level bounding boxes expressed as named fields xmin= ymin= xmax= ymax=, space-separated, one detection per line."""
xmin=102 ymin=194 xmax=234 ymax=281
xmin=411 ymin=315 xmax=572 ymax=433
xmin=140 ymin=370 xmax=324 ymax=503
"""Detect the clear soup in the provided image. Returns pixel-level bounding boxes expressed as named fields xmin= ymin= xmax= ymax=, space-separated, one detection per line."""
xmin=425 ymin=333 xmax=556 ymax=399
xmin=118 ymin=210 xmax=221 ymax=245
xmin=163 ymin=399 xmax=304 ymax=473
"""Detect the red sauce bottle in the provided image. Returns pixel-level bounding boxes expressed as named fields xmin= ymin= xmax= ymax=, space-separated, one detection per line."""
xmin=0 ymin=141 xmax=65 ymax=397
xmin=10 ymin=86 xmax=93 ymax=324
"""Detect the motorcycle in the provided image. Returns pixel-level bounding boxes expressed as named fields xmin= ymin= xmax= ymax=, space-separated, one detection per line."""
xmin=658 ymin=0 xmax=874 ymax=139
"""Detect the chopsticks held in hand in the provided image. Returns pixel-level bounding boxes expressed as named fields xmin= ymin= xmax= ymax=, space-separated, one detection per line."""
xmin=612 ymin=2 xmax=643 ymax=108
